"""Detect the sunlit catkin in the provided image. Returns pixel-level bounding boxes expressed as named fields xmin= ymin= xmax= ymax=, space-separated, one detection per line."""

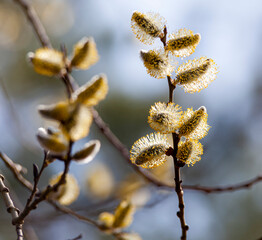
xmin=63 ymin=105 xmax=93 ymax=141
xmin=28 ymin=48 xmax=65 ymax=76
xmin=175 ymin=57 xmax=218 ymax=93
xmin=36 ymin=127 xmax=69 ymax=154
xmin=131 ymin=11 xmax=166 ymax=44
xmin=176 ymin=139 xmax=203 ymax=166
xmin=166 ymin=29 xmax=201 ymax=58
xmin=72 ymin=74 xmax=108 ymax=106
xmin=178 ymin=106 xmax=210 ymax=139
xmin=148 ymin=102 xmax=182 ymax=133
xmin=99 ymin=212 xmax=115 ymax=229
xmin=72 ymin=140 xmax=101 ymax=164
xmin=70 ymin=37 xmax=99 ymax=70
xmin=113 ymin=200 xmax=135 ymax=229
xmin=140 ymin=49 xmax=175 ymax=79
xmin=130 ymin=132 xmax=170 ymax=169
xmin=38 ymin=101 xmax=76 ymax=122
xmin=48 ymin=173 xmax=80 ymax=205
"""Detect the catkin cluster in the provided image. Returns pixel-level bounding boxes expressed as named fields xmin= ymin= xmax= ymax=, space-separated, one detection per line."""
xmin=130 ymin=11 xmax=218 ymax=167
xmin=28 ymin=37 xmax=107 ymax=205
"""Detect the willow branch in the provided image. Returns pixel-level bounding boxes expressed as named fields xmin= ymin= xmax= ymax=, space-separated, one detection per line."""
xmin=48 ymin=200 xmax=101 ymax=228
xmin=162 ymin=26 xmax=188 ymax=239
xmin=183 ymin=175 xmax=262 ymax=193
xmin=25 ymin=152 xmax=49 ymax=207
xmin=172 ymin=134 xmax=188 ymax=240
xmin=0 ymin=152 xmax=33 ymax=191
xmin=0 ymin=175 xmax=39 ymax=240
xmin=13 ymin=142 xmax=73 ymax=225
xmin=13 ymin=0 xmax=51 ymax=48
xmin=0 ymin=174 xmax=24 ymax=240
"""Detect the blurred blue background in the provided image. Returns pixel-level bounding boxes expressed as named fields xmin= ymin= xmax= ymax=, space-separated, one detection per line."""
xmin=0 ymin=0 xmax=262 ymax=239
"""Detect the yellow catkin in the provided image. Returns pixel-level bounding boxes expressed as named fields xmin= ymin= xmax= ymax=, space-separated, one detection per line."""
xmin=36 ymin=127 xmax=69 ymax=154
xmin=140 ymin=49 xmax=176 ymax=79
xmin=63 ymin=105 xmax=93 ymax=141
xmin=177 ymin=139 xmax=203 ymax=166
xmin=72 ymin=140 xmax=100 ymax=164
xmin=131 ymin=11 xmax=166 ymax=44
xmin=99 ymin=212 xmax=115 ymax=229
xmin=28 ymin=48 xmax=65 ymax=76
xmin=175 ymin=57 xmax=218 ymax=93
xmin=148 ymin=102 xmax=182 ymax=133
xmin=113 ymin=200 xmax=135 ymax=229
xmin=70 ymin=37 xmax=99 ymax=70
xmin=130 ymin=132 xmax=170 ymax=169
xmin=166 ymin=29 xmax=201 ymax=57
xmin=38 ymin=101 xmax=76 ymax=122
xmin=178 ymin=106 xmax=210 ymax=139
xmin=48 ymin=173 xmax=80 ymax=205
xmin=72 ymin=74 xmax=108 ymax=106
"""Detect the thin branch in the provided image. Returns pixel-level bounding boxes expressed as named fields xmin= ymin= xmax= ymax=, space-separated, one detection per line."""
xmin=48 ymin=200 xmax=101 ymax=228
xmin=0 ymin=152 xmax=33 ymax=191
xmin=0 ymin=174 xmax=24 ymax=240
xmin=13 ymin=142 xmax=73 ymax=225
xmin=183 ymin=175 xmax=262 ymax=193
xmin=0 ymin=175 xmax=39 ymax=240
xmin=162 ymin=27 xmax=188 ymax=239
xmin=13 ymin=0 xmax=51 ymax=48
xmin=172 ymin=134 xmax=188 ymax=240
xmin=25 ymin=152 xmax=49 ymax=207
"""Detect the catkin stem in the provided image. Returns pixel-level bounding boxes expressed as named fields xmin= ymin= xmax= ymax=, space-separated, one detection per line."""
xmin=163 ymin=27 xmax=189 ymax=240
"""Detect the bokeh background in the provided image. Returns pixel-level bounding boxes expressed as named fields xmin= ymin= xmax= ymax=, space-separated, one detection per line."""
xmin=0 ymin=0 xmax=262 ymax=239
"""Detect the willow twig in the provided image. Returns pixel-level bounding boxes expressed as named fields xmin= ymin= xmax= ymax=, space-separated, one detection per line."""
xmin=13 ymin=0 xmax=51 ymax=48
xmin=183 ymin=175 xmax=262 ymax=193
xmin=25 ymin=152 xmax=49 ymax=207
xmin=162 ymin=26 xmax=188 ymax=239
xmin=0 ymin=174 xmax=24 ymax=240
xmin=0 ymin=152 xmax=33 ymax=191
xmin=48 ymin=200 xmax=101 ymax=228
xmin=13 ymin=142 xmax=73 ymax=225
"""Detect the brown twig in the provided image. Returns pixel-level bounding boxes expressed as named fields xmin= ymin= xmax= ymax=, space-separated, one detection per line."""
xmin=0 ymin=175 xmax=39 ymax=240
xmin=0 ymin=152 xmax=33 ymax=191
xmin=13 ymin=0 xmax=51 ymax=48
xmin=25 ymin=152 xmax=49 ymax=207
xmin=48 ymin=200 xmax=101 ymax=228
xmin=162 ymin=27 xmax=188 ymax=239
xmin=13 ymin=142 xmax=73 ymax=225
xmin=183 ymin=175 xmax=262 ymax=193
xmin=0 ymin=174 xmax=24 ymax=240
